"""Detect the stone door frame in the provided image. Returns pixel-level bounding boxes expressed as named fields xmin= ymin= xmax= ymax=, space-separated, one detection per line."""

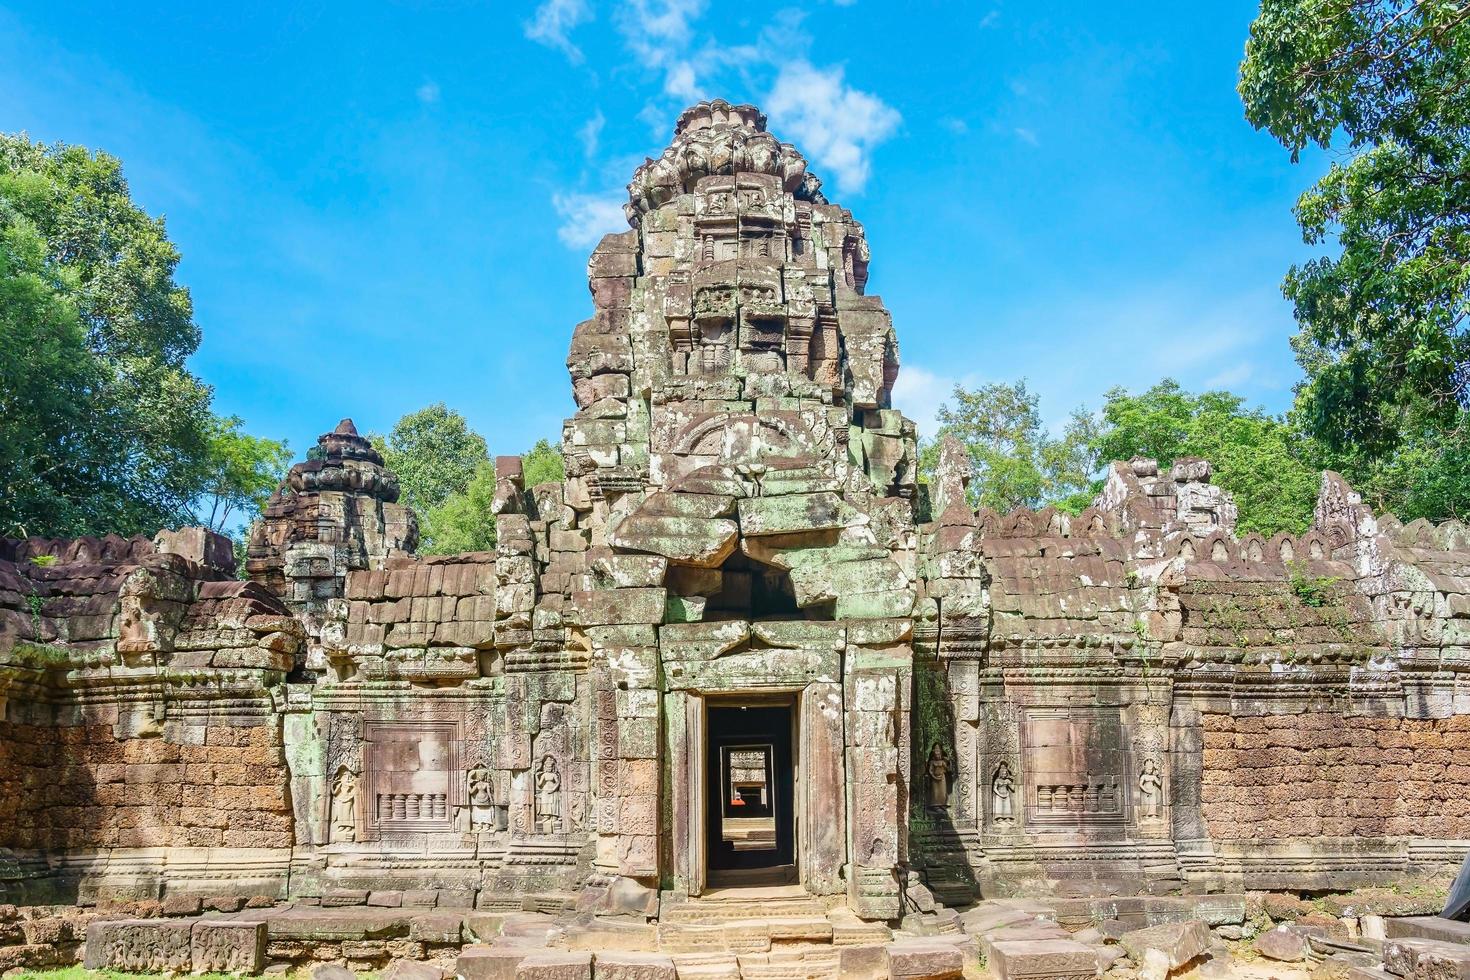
xmin=667 ymin=683 xmax=847 ymax=898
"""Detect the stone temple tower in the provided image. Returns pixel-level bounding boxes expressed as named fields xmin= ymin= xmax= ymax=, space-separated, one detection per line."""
xmin=555 ymin=99 xmax=921 ymax=916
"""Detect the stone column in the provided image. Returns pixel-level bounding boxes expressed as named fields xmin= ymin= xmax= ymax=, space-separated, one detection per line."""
xmin=799 ymin=681 xmax=846 ymax=894
xmin=844 ymin=665 xmax=902 ymax=919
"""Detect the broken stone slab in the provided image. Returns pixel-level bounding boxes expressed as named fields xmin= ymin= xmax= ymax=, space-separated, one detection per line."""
xmin=1119 ymin=919 xmax=1210 ymax=970
xmin=514 ymin=950 xmax=591 ymax=979
xmin=884 ymin=939 xmax=963 ymax=980
xmin=976 ymin=922 xmax=1072 ymax=961
xmin=311 ymin=965 xmax=356 ymax=980
xmin=192 ymin=919 xmax=267 ymax=974
xmin=263 ymin=907 xmax=412 ymax=940
xmin=1256 ymin=924 xmax=1312 ymax=962
xmin=456 ymin=944 xmax=529 ymax=980
xmin=590 ymin=950 xmax=676 ymax=979
xmin=409 ymin=911 xmax=464 ymax=943
xmin=736 ymin=492 xmax=856 ymax=535
xmin=381 ymin=958 xmax=445 ymax=980
xmin=84 ymin=918 xmax=195 ymax=972
xmin=988 ymin=938 xmax=1098 ymax=980
xmin=1383 ymin=937 xmax=1470 ymax=980
xmin=957 ymin=904 xmax=1038 ymax=936
xmin=1386 ymin=917 xmax=1470 ymax=945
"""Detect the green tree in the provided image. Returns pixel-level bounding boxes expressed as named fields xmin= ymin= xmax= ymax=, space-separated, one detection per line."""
xmin=421 ymin=461 xmax=498 ymax=554
xmin=0 ymin=134 xmax=221 ymax=536
xmin=522 ymin=438 xmax=565 ymax=488
xmin=371 ymin=404 xmax=490 ymax=517
xmin=920 ymin=380 xmax=1097 ymax=513
xmin=1240 ymin=1 xmax=1470 ymax=461
xmin=189 ymin=417 xmax=290 ymax=534
xmin=1094 ymin=380 xmax=1320 ymax=536
xmin=0 ymin=203 xmax=106 ymax=537
xmin=372 ymin=404 xmax=492 ymax=554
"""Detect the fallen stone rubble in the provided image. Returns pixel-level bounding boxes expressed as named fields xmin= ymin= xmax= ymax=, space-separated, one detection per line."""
xmin=0 ymin=882 xmax=1463 ymax=979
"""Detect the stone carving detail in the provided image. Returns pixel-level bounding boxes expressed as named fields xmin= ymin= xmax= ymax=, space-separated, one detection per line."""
xmin=329 ymin=765 xmax=358 ymax=843
xmin=925 ymin=742 xmax=951 ymax=809
xmin=1138 ymin=757 xmax=1164 ymax=821
xmin=535 ymin=755 xmax=563 ymax=833
xmin=991 ymin=762 xmax=1016 ymax=824
xmin=191 ymin=921 xmax=267 ymax=974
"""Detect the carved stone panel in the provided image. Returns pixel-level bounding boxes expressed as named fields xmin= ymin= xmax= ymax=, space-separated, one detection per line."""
xmin=1020 ymin=707 xmax=1126 ymax=828
xmin=363 ymin=719 xmax=462 ymax=836
xmin=191 ymin=920 xmax=266 ymax=974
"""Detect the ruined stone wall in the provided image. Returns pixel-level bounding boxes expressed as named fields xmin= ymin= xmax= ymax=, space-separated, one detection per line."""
xmin=0 ymin=714 xmax=289 ymax=853
xmin=1199 ymin=712 xmax=1470 ymax=841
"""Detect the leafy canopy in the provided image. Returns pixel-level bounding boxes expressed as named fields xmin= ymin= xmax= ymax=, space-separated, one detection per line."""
xmin=189 ymin=417 xmax=290 ymax=534
xmin=0 ymin=134 xmax=278 ymax=539
xmin=371 ymin=403 xmax=490 ymax=518
xmin=924 ymin=378 xmax=1319 ymax=536
xmin=371 ymin=405 xmax=567 ymax=556
xmin=1240 ymin=0 xmax=1470 ymax=458
xmin=920 ymin=380 xmax=1097 ymax=514
xmin=1094 ymin=380 xmax=1320 ymax=536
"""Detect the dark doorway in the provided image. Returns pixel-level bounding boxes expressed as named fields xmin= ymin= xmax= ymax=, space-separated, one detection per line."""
xmin=705 ymin=702 xmax=796 ymax=884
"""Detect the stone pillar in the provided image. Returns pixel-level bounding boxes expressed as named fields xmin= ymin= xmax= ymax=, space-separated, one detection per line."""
xmin=664 ymin=690 xmax=704 ymax=896
xmin=799 ymin=681 xmax=846 ymax=894
xmin=844 ymin=664 xmax=902 ymax=919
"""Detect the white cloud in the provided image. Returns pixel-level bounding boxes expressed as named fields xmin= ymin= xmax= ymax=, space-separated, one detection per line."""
xmin=941 ymin=116 xmax=969 ymax=135
xmin=525 ymin=0 xmax=593 ymax=63
xmin=416 ymin=80 xmax=440 ymax=105
xmin=1205 ymin=362 xmax=1256 ymax=390
xmin=553 ymin=191 xmax=628 ymax=249
xmin=617 ymin=0 xmax=709 ymax=98
xmin=979 ymin=10 xmax=1000 ymax=28
xmin=1014 ymin=127 xmax=1039 ymax=146
xmin=579 ymin=110 xmax=605 ymax=159
xmin=892 ymin=364 xmax=986 ymax=442
xmin=765 ymin=61 xmax=901 ymax=194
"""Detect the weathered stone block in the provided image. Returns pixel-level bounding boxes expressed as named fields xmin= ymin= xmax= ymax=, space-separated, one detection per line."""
xmin=1120 ymin=920 xmax=1210 ymax=970
xmin=515 ymin=950 xmax=592 ymax=979
xmin=408 ymin=912 xmax=463 ymax=943
xmin=884 ymin=939 xmax=963 ymax=979
xmin=988 ymin=939 xmax=1098 ymax=980
xmin=192 ymin=919 xmax=267 ymax=974
xmin=84 ymin=918 xmax=194 ymax=972
xmin=456 ymin=945 xmax=528 ymax=980
xmin=592 ymin=950 xmax=676 ymax=980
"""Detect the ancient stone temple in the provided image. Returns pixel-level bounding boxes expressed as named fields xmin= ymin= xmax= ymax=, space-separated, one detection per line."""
xmin=2 ymin=100 xmax=1470 ymax=976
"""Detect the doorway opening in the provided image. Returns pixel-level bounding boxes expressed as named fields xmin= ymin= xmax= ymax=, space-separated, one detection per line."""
xmin=705 ymin=699 xmax=797 ymax=887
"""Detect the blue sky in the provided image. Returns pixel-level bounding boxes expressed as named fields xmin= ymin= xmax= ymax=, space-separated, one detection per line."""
xmin=0 ymin=1 xmax=1319 ymax=461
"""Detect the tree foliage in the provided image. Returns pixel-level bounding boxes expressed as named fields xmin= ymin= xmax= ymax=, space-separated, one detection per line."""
xmin=921 ymin=380 xmax=1097 ymax=514
xmin=925 ymin=379 xmax=1320 ymax=536
xmin=0 ymin=134 xmax=282 ymax=538
xmin=189 ymin=417 xmax=290 ymax=534
xmin=421 ymin=461 xmax=498 ymax=554
xmin=522 ymin=438 xmax=565 ymax=488
xmin=371 ymin=404 xmax=490 ymax=555
xmin=1240 ymin=0 xmax=1470 ymax=462
xmin=1094 ymin=380 xmax=1321 ymax=535
xmin=371 ymin=403 xmax=490 ymax=519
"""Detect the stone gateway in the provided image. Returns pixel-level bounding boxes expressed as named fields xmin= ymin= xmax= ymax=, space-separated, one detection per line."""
xmin=2 ymin=102 xmax=1469 ymax=939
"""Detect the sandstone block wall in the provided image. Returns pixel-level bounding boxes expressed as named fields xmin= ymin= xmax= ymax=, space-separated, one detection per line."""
xmin=0 ymin=715 xmax=290 ymax=852
xmin=1200 ymin=712 xmax=1470 ymax=840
